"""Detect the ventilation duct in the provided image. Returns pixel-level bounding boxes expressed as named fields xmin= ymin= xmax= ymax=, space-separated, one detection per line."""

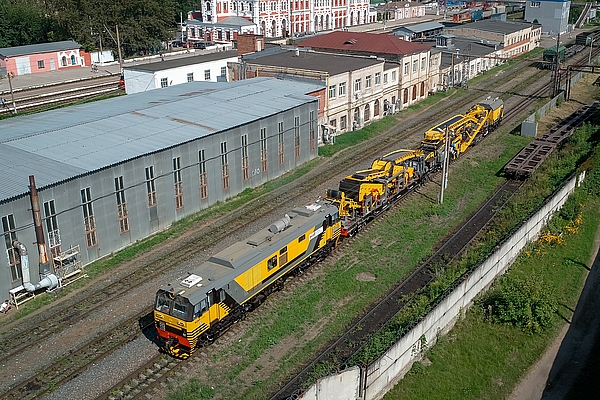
xmin=13 ymin=241 xmax=58 ymax=292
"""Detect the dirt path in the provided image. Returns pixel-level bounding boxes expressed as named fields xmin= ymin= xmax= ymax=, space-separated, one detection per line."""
xmin=508 ymin=206 xmax=600 ymax=400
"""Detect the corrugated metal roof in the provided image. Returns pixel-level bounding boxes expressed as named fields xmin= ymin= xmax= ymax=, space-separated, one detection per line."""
xmin=393 ymin=21 xmax=444 ymax=34
xmin=245 ymin=49 xmax=383 ymax=76
xmin=0 ymin=78 xmax=322 ymax=203
xmin=297 ymin=31 xmax=431 ymax=56
xmin=0 ymin=40 xmax=82 ymax=58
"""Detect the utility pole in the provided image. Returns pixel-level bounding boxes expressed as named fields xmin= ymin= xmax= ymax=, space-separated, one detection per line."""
xmin=116 ymin=24 xmax=123 ymax=71
xmin=439 ymin=125 xmax=450 ymax=204
xmin=7 ymin=73 xmax=17 ymax=114
xmin=589 ymin=37 xmax=594 ymax=65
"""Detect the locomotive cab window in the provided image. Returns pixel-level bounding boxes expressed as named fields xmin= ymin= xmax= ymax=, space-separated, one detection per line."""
xmin=155 ymin=291 xmax=173 ymax=314
xmin=173 ymin=297 xmax=192 ymax=321
xmin=268 ymin=255 xmax=277 ymax=270
xmin=298 ymin=234 xmax=305 ymax=243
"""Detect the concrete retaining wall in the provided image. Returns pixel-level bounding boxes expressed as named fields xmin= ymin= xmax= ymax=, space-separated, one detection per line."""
xmin=300 ymin=174 xmax=581 ymax=400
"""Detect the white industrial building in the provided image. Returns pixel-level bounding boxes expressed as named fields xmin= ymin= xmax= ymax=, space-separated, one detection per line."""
xmin=124 ymin=50 xmax=238 ymax=94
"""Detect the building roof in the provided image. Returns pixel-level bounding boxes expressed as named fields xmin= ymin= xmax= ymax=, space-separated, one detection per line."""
xmin=124 ymin=50 xmax=238 ymax=72
xmin=448 ymin=20 xmax=538 ymax=35
xmin=0 ymin=77 xmax=322 ymax=203
xmin=0 ymin=40 xmax=82 ymax=58
xmin=244 ymin=49 xmax=383 ymax=76
xmin=393 ymin=21 xmax=444 ymax=34
xmin=297 ymin=31 xmax=431 ymax=56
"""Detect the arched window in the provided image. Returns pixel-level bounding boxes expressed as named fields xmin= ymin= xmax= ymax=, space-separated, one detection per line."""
xmin=261 ymin=21 xmax=266 ymax=35
xmin=403 ymin=89 xmax=408 ymax=104
xmin=420 ymin=82 xmax=425 ymax=97
xmin=374 ymin=99 xmax=380 ymax=116
xmin=70 ymin=55 xmax=76 ymax=65
xmin=271 ymin=20 xmax=277 ymax=37
xmin=412 ymin=85 xmax=417 ymax=100
xmin=61 ymin=56 xmax=67 ymax=66
xmin=364 ymin=104 xmax=370 ymax=121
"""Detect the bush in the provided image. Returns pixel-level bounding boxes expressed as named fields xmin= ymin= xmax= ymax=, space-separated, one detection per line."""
xmin=481 ymin=273 xmax=557 ymax=334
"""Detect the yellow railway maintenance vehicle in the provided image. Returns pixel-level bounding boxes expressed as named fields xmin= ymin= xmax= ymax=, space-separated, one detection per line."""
xmin=154 ymin=200 xmax=341 ymax=358
xmin=421 ymin=97 xmax=504 ymax=157
xmin=326 ymin=148 xmax=434 ymax=237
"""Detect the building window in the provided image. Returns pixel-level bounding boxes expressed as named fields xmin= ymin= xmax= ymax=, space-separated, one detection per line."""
xmin=145 ymin=166 xmax=157 ymax=207
xmin=403 ymin=88 xmax=409 ymax=104
xmin=38 ymin=60 xmax=45 ymax=69
xmin=421 ymin=57 xmax=426 ymax=70
xmin=241 ymin=134 xmax=250 ymax=180
xmin=412 ymin=60 xmax=417 ymax=72
xmin=71 ymin=55 xmax=76 ymax=65
xmin=199 ymin=149 xmax=208 ymax=199
xmin=221 ymin=141 xmax=230 ymax=190
xmin=375 ymin=72 xmax=381 ymax=85
xmin=404 ymin=62 xmax=409 ymax=75
xmin=115 ymin=176 xmax=130 ymax=234
xmin=173 ymin=157 xmax=184 ymax=210
xmin=161 ymin=78 xmax=168 ymax=88
xmin=261 ymin=127 xmax=268 ymax=172
xmin=62 ymin=56 xmax=67 ymax=66
xmin=221 ymin=66 xmax=227 ymax=77
xmin=309 ymin=110 xmax=315 ymax=152
xmin=271 ymin=1 xmax=276 ymax=10
xmin=420 ymin=82 xmax=425 ymax=97
xmin=365 ymin=75 xmax=372 ymax=88
xmin=294 ymin=117 xmax=300 ymax=158
xmin=384 ymin=73 xmax=388 ymax=83
xmin=43 ymin=200 xmax=62 ymax=258
xmin=329 ymin=84 xmax=336 ymax=99
xmin=2 ymin=214 xmax=20 ymax=281
xmin=340 ymin=115 xmax=347 ymax=130
xmin=339 ymin=82 xmax=346 ymax=96
xmin=278 ymin=123 xmax=285 ymax=165
xmin=412 ymin=85 xmax=417 ymax=100
xmin=530 ymin=1 xmax=540 ymax=7
xmin=260 ymin=1 xmax=266 ymax=11
xmin=81 ymin=187 xmax=98 ymax=248
xmin=354 ymin=78 xmax=361 ymax=92
xmin=187 ymin=73 xmax=194 ymax=82
xmin=392 ymin=71 xmax=397 ymax=81
xmin=204 ymin=69 xmax=211 ymax=80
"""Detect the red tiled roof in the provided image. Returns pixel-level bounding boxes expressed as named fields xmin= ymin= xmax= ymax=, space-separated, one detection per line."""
xmin=296 ymin=31 xmax=431 ymax=55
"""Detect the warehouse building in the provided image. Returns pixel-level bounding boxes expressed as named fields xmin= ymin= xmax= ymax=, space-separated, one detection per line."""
xmin=0 ymin=77 xmax=321 ymax=303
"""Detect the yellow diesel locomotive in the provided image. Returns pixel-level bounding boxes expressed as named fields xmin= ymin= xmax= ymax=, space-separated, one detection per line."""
xmin=155 ymin=201 xmax=341 ymax=358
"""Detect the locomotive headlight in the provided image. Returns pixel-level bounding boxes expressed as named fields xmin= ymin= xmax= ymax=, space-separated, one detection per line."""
xmin=159 ymin=321 xmax=166 ymax=331
xmin=182 ymin=330 xmax=187 ymax=338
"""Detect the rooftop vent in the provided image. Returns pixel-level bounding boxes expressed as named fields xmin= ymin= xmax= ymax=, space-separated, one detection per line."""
xmin=181 ymin=274 xmax=202 ymax=288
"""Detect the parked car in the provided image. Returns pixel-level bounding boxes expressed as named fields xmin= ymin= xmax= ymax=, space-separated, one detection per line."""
xmin=171 ymin=40 xmax=183 ymax=48
xmin=195 ymin=42 xmax=216 ymax=49
xmin=182 ymin=42 xmax=195 ymax=48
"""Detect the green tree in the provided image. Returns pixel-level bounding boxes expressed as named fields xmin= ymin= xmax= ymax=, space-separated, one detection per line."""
xmin=0 ymin=0 xmax=50 ymax=47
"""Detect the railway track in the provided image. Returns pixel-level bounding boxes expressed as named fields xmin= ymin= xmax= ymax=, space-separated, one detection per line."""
xmin=0 ymin=75 xmax=122 ymax=115
xmin=0 ymin=51 xmax=563 ymax=400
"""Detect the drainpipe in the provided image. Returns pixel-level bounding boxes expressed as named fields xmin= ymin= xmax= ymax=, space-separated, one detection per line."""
xmin=12 ymin=241 xmax=58 ymax=292
xmin=29 ymin=175 xmax=51 ymax=277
